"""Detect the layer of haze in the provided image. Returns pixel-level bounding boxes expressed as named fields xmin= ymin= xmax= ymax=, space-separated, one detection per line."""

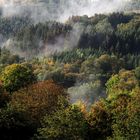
xmin=0 ymin=0 xmax=133 ymax=23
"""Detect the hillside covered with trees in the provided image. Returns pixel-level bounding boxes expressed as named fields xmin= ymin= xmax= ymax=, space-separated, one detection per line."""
xmin=0 ymin=0 xmax=140 ymax=140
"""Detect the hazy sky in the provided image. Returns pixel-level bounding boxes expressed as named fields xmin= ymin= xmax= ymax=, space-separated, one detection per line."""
xmin=0 ymin=0 xmax=133 ymax=22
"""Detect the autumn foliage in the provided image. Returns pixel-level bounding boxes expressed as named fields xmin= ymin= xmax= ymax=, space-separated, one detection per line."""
xmin=1 ymin=64 xmax=36 ymax=92
xmin=9 ymin=80 xmax=66 ymax=122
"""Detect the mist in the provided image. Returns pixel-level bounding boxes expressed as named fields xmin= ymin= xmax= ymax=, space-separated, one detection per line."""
xmin=0 ymin=0 xmax=136 ymax=58
xmin=0 ymin=0 xmax=133 ymax=23
xmin=43 ymin=23 xmax=84 ymax=54
xmin=68 ymin=81 xmax=105 ymax=107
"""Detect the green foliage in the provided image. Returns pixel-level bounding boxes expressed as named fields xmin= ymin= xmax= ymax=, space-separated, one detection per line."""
xmin=36 ymin=105 xmax=88 ymax=140
xmin=107 ymin=88 xmax=140 ymax=140
xmin=0 ymin=16 xmax=31 ymax=37
xmin=105 ymin=71 xmax=140 ymax=139
xmin=106 ymin=70 xmax=138 ymax=99
xmin=108 ymin=13 xmax=133 ymax=28
xmin=126 ymin=88 xmax=140 ymax=139
xmin=81 ymin=54 xmax=124 ymax=85
xmin=1 ymin=63 xmax=36 ymax=92
xmin=135 ymin=67 xmax=140 ymax=80
xmin=14 ymin=21 xmax=71 ymax=56
xmin=87 ymin=100 xmax=112 ymax=139
xmin=1 ymin=13 xmax=139 ymax=58
xmin=0 ymin=48 xmax=22 ymax=66
xmin=107 ymin=94 xmax=131 ymax=140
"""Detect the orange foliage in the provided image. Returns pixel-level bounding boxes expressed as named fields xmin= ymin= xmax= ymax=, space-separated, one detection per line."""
xmin=47 ymin=59 xmax=54 ymax=66
xmin=10 ymin=80 xmax=66 ymax=122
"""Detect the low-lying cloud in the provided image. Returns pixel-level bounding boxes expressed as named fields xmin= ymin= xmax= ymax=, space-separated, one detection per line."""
xmin=0 ymin=0 xmax=134 ymax=23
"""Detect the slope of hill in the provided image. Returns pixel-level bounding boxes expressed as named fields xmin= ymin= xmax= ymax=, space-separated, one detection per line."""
xmin=0 ymin=1 xmax=140 ymax=140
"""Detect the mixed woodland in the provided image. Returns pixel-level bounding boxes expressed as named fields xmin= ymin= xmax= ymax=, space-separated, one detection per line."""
xmin=0 ymin=12 xmax=140 ymax=140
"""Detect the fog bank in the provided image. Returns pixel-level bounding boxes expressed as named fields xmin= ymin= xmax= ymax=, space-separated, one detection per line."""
xmin=0 ymin=0 xmax=133 ymax=23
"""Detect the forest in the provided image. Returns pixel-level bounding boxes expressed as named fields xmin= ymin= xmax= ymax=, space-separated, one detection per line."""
xmin=0 ymin=0 xmax=140 ymax=140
